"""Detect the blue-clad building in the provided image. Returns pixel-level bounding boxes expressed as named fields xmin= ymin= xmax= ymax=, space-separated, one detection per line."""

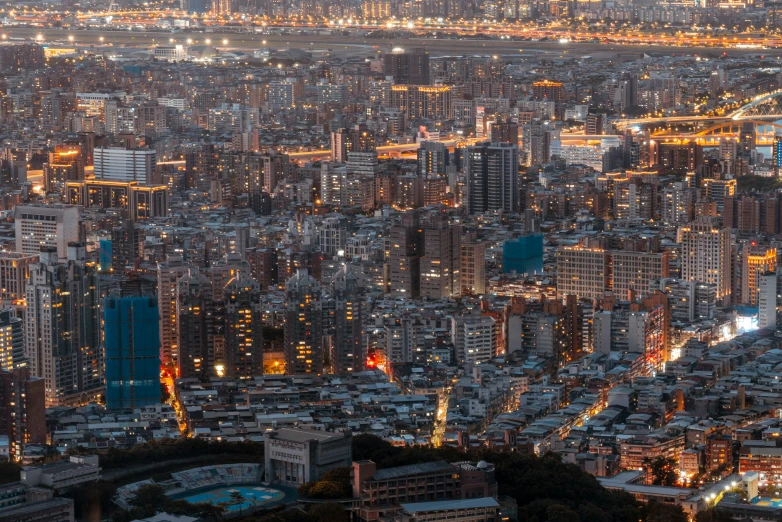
xmin=99 ymin=239 xmax=112 ymax=272
xmin=104 ymin=296 xmax=161 ymax=410
xmin=503 ymin=234 xmax=544 ymax=275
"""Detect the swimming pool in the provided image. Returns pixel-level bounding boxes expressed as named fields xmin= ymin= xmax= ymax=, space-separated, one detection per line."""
xmin=178 ymin=485 xmax=285 ymax=512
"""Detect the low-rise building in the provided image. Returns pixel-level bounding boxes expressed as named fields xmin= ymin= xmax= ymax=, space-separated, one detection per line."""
xmin=264 ymin=428 xmax=352 ymax=485
xmin=20 ymin=455 xmax=100 ymax=491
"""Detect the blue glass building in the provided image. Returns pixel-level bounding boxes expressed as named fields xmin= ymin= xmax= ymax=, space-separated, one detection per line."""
xmin=104 ymin=296 xmax=161 ymax=410
xmin=99 ymin=239 xmax=112 ymax=272
xmin=503 ymin=234 xmax=544 ymax=275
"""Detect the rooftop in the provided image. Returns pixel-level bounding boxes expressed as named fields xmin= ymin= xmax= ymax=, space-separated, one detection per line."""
xmin=400 ymin=497 xmax=500 ymax=513
xmin=371 ymin=460 xmax=455 ymax=481
xmin=268 ymin=428 xmax=348 ymax=443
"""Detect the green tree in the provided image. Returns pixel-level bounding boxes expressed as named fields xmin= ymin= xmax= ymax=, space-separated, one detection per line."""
xmin=63 ymin=480 xmax=118 ymax=520
xmin=644 ymin=457 xmax=679 ymax=487
xmin=546 ymin=504 xmax=580 ymax=522
xmin=0 ymin=461 xmax=21 ymax=484
xmin=644 ymin=501 xmax=688 ymax=522
xmin=307 ymin=481 xmax=348 ymax=499
xmin=129 ymin=484 xmax=168 ymax=508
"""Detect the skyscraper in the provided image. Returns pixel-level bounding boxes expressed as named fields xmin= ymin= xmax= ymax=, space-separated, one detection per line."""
xmin=157 ymin=255 xmax=191 ymax=371
xmin=177 ymin=269 xmax=219 ymax=380
xmin=0 ymin=367 xmax=45 ymax=460
xmin=14 ymin=204 xmax=80 ymax=259
xmin=389 ymin=211 xmax=422 ymax=297
xmin=741 ymin=246 xmax=776 ymax=307
xmin=466 ymin=142 xmax=520 ymax=215
xmin=93 ymin=146 xmax=157 ymax=183
xmin=0 ymin=253 xmax=37 ymax=301
xmin=679 ymin=217 xmax=732 ymax=306
xmin=488 ymin=118 xmax=519 ymax=145
xmin=503 ymin=234 xmax=544 ymax=276
xmin=0 ymin=310 xmax=24 ymax=372
xmin=417 ymin=140 xmax=449 ymax=177
xmin=383 ymin=47 xmax=430 ymax=85
xmin=224 ymin=275 xmax=264 ymax=378
xmin=104 ymin=295 xmax=161 ymax=410
xmin=461 ymin=233 xmax=487 ymax=296
xmin=25 ymin=244 xmax=102 ymax=406
xmin=284 ymin=270 xmax=323 ymax=375
xmin=420 ymin=214 xmax=461 ymax=299
xmin=330 ymin=265 xmax=364 ymax=374
xmin=111 ymin=220 xmax=144 ymax=273
xmin=758 ymin=272 xmax=778 ymax=330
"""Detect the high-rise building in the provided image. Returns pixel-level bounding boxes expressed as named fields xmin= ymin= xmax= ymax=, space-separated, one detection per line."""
xmin=211 ymin=0 xmax=231 ymax=16
xmin=593 ymin=304 xmax=666 ymax=375
xmin=383 ymin=48 xmax=430 ymax=85
xmin=612 ymin=250 xmax=670 ymax=300
xmin=43 ymin=143 xmax=85 ymax=193
xmin=461 ymin=233 xmax=487 ymax=296
xmin=104 ymin=296 xmax=161 ymax=410
xmin=0 ymin=44 xmax=44 ymax=73
xmin=14 ymin=204 xmax=80 ymax=259
xmin=65 ymin=180 xmax=168 ymax=221
xmin=417 ymin=141 xmax=449 ymax=176
xmin=503 ymin=234 xmax=543 ymax=276
xmin=319 ymin=216 xmax=347 ymax=256
xmin=556 ymin=246 xmax=611 ymax=300
xmin=451 ymin=311 xmax=497 ymax=365
xmin=652 ymin=278 xmax=716 ymax=324
xmin=0 ymin=310 xmax=24 ymax=373
xmin=104 ymin=100 xmax=137 ymax=135
xmin=662 ymin=181 xmax=698 ymax=226
xmin=284 ymin=270 xmax=323 ymax=375
xmin=224 ymin=275 xmax=264 ymax=378
xmin=157 ymin=255 xmax=191 ymax=370
xmin=466 ymin=142 xmax=520 ymax=214
xmin=111 ymin=221 xmax=144 ymax=272
xmin=267 ymin=80 xmax=296 ymax=111
xmin=389 ymin=212 xmax=422 ymax=297
xmin=488 ymin=117 xmax=519 ymax=145
xmin=741 ymin=246 xmax=777 ymax=307
xmin=25 ymin=244 xmax=102 ymax=406
xmin=177 ymin=269 xmax=219 ymax=380
xmin=655 ymin=140 xmax=702 ymax=174
xmin=0 ymin=253 xmax=37 ymax=301
xmin=390 ymin=85 xmax=452 ymax=120
xmin=531 ymin=80 xmax=564 ymax=101
xmin=774 ymin=134 xmax=782 ymax=174
xmin=420 ymin=214 xmax=461 ymax=299
xmin=331 ymin=129 xmax=350 ymax=163
xmin=93 ymin=147 xmax=157 ymax=183
xmin=330 ymin=265 xmax=364 ymax=374
xmin=759 ymin=271 xmax=778 ymax=330
xmin=0 ymin=367 xmax=45 ymax=460
xmin=321 ymin=162 xmax=347 ymax=205
xmin=679 ymin=217 xmax=732 ymax=306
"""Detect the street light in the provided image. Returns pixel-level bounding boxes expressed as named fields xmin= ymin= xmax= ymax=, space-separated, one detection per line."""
xmin=222 ymin=38 xmax=228 ymax=45
xmin=205 ymin=38 xmax=211 ymax=44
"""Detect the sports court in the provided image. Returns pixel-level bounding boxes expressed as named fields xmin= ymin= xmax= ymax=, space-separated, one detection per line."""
xmin=752 ymin=496 xmax=782 ymax=508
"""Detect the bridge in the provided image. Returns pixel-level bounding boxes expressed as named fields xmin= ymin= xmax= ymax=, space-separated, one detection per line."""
xmin=647 ymin=120 xmax=782 ymax=146
xmin=616 ymin=90 xmax=782 ymax=131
